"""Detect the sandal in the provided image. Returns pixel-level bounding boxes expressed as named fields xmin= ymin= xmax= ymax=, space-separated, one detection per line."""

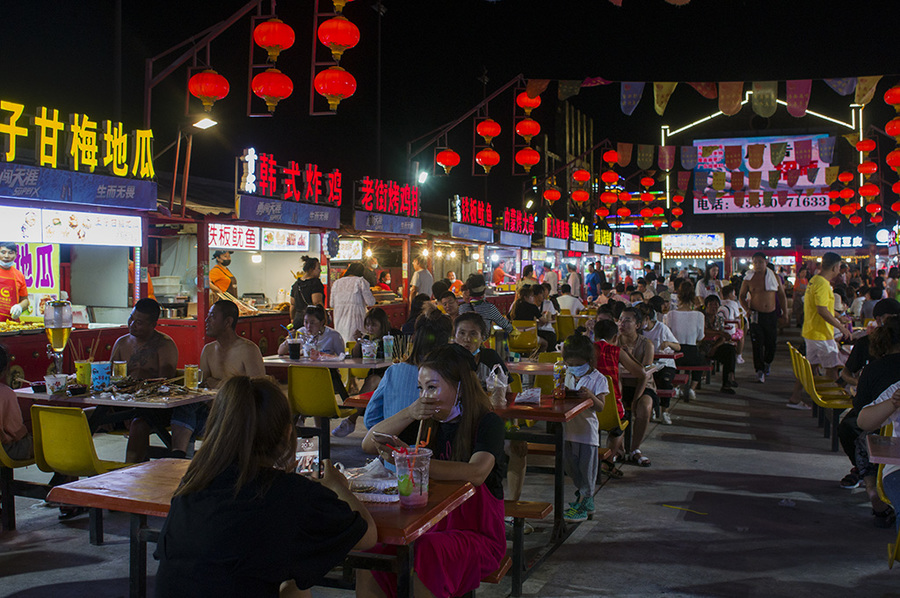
xmin=629 ymin=450 xmax=651 ymax=467
xmin=600 ymin=459 xmax=624 ymax=479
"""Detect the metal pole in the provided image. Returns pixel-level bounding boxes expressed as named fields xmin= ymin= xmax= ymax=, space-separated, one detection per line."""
xmin=169 ymin=132 xmax=182 ymax=212
xmin=180 ymin=134 xmax=194 ymax=218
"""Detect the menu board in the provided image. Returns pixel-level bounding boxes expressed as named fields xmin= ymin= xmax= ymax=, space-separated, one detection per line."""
xmin=261 ymin=228 xmax=310 ymax=252
xmin=0 ymin=206 xmax=42 ymax=242
xmin=617 ymin=232 xmax=641 ymax=255
xmin=335 ymin=239 xmax=363 ymax=262
xmin=661 ymin=233 xmax=725 ymax=256
xmin=41 ymin=209 xmax=142 ymax=247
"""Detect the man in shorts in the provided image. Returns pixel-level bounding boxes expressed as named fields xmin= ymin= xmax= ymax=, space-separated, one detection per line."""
xmin=802 ymin=251 xmax=852 ymax=384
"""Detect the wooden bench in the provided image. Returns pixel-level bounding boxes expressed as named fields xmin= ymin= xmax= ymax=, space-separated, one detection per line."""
xmin=504 ymin=500 xmax=553 ymax=597
xmin=458 ymin=555 xmax=512 ymax=597
xmin=525 ymin=442 xmax=556 ymax=456
xmin=677 ymin=364 xmax=714 ymax=389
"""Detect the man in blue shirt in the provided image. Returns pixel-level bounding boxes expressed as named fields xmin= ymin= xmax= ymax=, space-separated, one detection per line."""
xmin=585 ymin=262 xmax=601 ymax=301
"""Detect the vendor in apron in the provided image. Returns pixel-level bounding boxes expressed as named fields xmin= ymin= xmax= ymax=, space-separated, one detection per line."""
xmin=0 ymin=243 xmax=29 ymax=322
xmin=209 ymin=251 xmax=237 ymax=296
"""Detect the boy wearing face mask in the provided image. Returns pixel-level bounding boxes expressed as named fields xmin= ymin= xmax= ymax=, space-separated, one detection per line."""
xmin=0 ymin=242 xmax=28 ymax=322
xmin=209 ymin=251 xmax=237 ymax=296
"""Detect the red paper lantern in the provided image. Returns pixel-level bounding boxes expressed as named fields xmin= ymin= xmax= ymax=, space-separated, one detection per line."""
xmin=893 ymin=181 xmax=900 ymax=195
xmin=893 ymin=200 xmax=900 ymax=213
xmin=640 ymin=192 xmax=654 ymax=203
xmin=600 ymin=170 xmax=619 ymax=185
xmin=254 ymin=18 xmax=295 ymax=63
xmin=652 ymin=219 xmax=665 ymax=229
xmin=515 ymin=119 xmax=541 ymax=143
xmin=600 ymin=191 xmax=618 ymax=205
xmin=616 ymin=207 xmax=631 ymax=218
xmin=849 ymin=215 xmax=863 ymax=225
xmin=651 ymin=207 xmax=664 ymax=217
xmin=840 ymin=204 xmax=855 ymax=215
xmin=476 ymin=119 xmax=501 ymax=145
xmin=639 ymin=207 xmax=653 ymax=218
xmin=571 ymin=189 xmax=590 ymax=203
xmin=316 ymin=15 xmax=359 ymax=62
xmin=860 ymin=183 xmax=880 ymax=198
xmin=838 ymin=171 xmax=854 ymax=184
xmin=435 ymin=149 xmax=460 ymax=174
xmin=618 ymin=192 xmax=632 ymax=203
xmin=865 ymin=202 xmax=882 ymax=214
xmin=516 ymin=92 xmax=541 ymax=115
xmin=252 ymin=68 xmax=293 ymax=112
xmin=543 ymin=188 xmax=561 ymax=203
xmin=633 ymin=218 xmax=645 ymax=227
xmin=515 ymin=147 xmax=540 ymax=173
xmin=872 ymin=214 xmax=884 ymax=224
xmin=672 ymin=194 xmax=684 ymax=204
xmin=886 ymin=117 xmax=900 ymax=141
xmin=640 ymin=176 xmax=655 ymax=188
xmin=856 ymin=139 xmax=876 ymax=153
xmin=188 ymin=69 xmax=230 ymax=112
xmin=885 ymin=84 xmax=900 ymax=111
xmin=671 ymin=207 xmax=683 ymax=217
xmin=887 ymin=149 xmax=900 ymax=170
xmin=828 ymin=216 xmax=841 ymax=227
xmin=595 ymin=207 xmax=609 ymax=218
xmin=602 ymin=150 xmax=618 ymax=165
xmin=475 ymin=148 xmax=500 ymax=174
xmin=827 ymin=189 xmax=841 ymax=200
xmin=858 ymin=161 xmax=878 ymax=176
xmin=828 ymin=203 xmax=841 ymax=213
xmin=839 ymin=188 xmax=855 ymax=200
xmin=573 ymin=169 xmax=591 ymax=183
xmin=313 ymin=66 xmax=355 ymax=110
xmin=671 ymin=220 xmax=683 ymax=230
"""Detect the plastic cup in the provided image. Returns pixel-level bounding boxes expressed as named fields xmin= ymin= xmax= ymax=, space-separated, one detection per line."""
xmin=394 ymin=447 xmax=431 ymax=509
xmin=91 ymin=361 xmax=111 ymax=389
xmin=44 ymin=374 xmax=68 ymax=394
xmin=361 ymin=339 xmax=377 ymax=361
xmin=74 ymin=360 xmax=91 ymax=385
xmin=287 ymin=338 xmax=302 ymax=360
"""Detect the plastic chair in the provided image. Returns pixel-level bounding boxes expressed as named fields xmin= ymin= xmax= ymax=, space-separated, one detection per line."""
xmin=533 ymin=352 xmax=561 ymax=395
xmin=31 ymin=405 xmax=132 ymax=544
xmin=287 ymin=366 xmax=355 ymax=462
xmin=558 ymin=309 xmax=571 ymax=316
xmin=508 ymin=321 xmax=539 ymax=355
xmin=596 ymin=374 xmax=628 ymax=450
xmin=0 ymin=441 xmax=43 ymax=531
xmin=792 ymin=347 xmax=852 ymax=451
xmin=556 ymin=314 xmax=576 ymax=342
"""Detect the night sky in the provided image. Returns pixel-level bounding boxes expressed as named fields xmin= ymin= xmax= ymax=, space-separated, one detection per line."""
xmin=1 ymin=0 xmax=898 ymax=223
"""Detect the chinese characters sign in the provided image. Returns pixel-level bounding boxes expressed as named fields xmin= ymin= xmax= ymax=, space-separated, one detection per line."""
xmin=15 ymin=242 xmax=59 ymax=322
xmin=208 ymin=223 xmax=259 ymax=251
xmin=0 ymin=206 xmax=141 ymax=247
xmin=502 ymin=207 xmax=534 ymax=236
xmin=451 ymin=195 xmax=492 ymax=228
xmin=238 ymin=148 xmax=342 ymax=206
xmin=0 ymin=99 xmax=154 ymax=179
xmin=733 ymin=237 xmax=793 ymax=249
xmin=356 ymin=177 xmax=419 ymax=218
xmin=261 ymin=228 xmax=310 ymax=252
xmin=661 ymin=233 xmax=725 ymax=257
xmin=616 ymin=232 xmax=640 ymax=255
xmin=593 ymin=228 xmax=613 ymax=254
xmin=571 ymin=222 xmax=590 ymax=243
xmin=808 ymin=235 xmax=863 ymax=249
xmin=544 ymin=216 xmax=569 ymax=240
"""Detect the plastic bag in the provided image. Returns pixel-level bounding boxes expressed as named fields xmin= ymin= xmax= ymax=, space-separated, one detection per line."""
xmin=485 ymin=363 xmax=509 ymax=408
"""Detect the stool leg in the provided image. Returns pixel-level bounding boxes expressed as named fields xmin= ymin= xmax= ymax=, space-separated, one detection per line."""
xmin=512 ymin=517 xmax=524 ymax=597
xmin=89 ymin=507 xmax=103 ymax=545
xmin=1 ymin=466 xmax=15 ymax=531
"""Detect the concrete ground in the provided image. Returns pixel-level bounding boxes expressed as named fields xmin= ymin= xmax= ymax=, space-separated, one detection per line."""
xmin=3 ymin=328 xmax=900 ymax=597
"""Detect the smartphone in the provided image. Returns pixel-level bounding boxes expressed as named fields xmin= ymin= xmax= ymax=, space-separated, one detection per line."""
xmin=371 ymin=431 xmax=396 ymax=443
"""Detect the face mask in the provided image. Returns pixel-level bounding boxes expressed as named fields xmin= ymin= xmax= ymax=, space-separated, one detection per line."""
xmin=436 ymin=381 xmax=463 ymax=422
xmin=0 ymin=260 xmax=14 ymax=269
xmin=568 ymin=363 xmax=590 ymax=378
xmin=221 ymin=259 xmax=231 ymax=267
xmin=471 ymin=347 xmax=481 ymax=357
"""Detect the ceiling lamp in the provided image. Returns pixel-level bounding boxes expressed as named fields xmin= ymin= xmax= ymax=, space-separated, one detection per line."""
xmin=865 ymin=202 xmax=882 ymax=214
xmin=828 ymin=216 xmax=841 ymax=227
xmin=317 ymin=15 xmax=359 ymax=62
xmin=872 ymin=213 xmax=884 ymax=224
xmin=828 ymin=203 xmax=841 ymax=213
xmin=573 ymin=169 xmax=591 ymax=183
xmin=640 ymin=176 xmax=655 ymax=188
xmin=313 ymin=66 xmax=356 ymax=110
xmin=885 ymin=84 xmax=900 ymax=112
xmin=672 ymin=194 xmax=684 ymax=204
xmin=886 ymin=118 xmax=900 ymax=142
xmin=475 ymin=148 xmax=500 ymax=174
xmin=887 ymin=149 xmax=900 ymax=171
xmin=252 ymin=68 xmax=293 ymax=112
xmin=600 ymin=170 xmax=619 ymax=185
xmin=838 ymin=171 xmax=854 ymax=184
xmin=435 ymin=148 xmax=460 ymax=174
xmin=515 ymin=147 xmax=541 ymax=173
xmin=616 ymin=206 xmax=631 ymax=218
xmin=640 ymin=192 xmax=653 ymax=203
xmin=859 ymin=183 xmax=880 ymax=198
xmin=856 ymin=139 xmax=876 ymax=154
xmin=858 ymin=161 xmax=878 ymax=176
xmin=516 ymin=92 xmax=541 ymax=115
xmin=476 ymin=119 xmax=501 ymax=145
xmin=600 ymin=191 xmax=617 ymax=205
xmin=254 ymin=18 xmax=295 ymax=62
xmin=515 ymin=118 xmax=541 ymax=143
xmin=849 ymin=215 xmax=863 ymax=225
xmin=595 ymin=207 xmax=609 ymax=218
xmin=839 ymin=188 xmax=855 ymax=200
xmin=543 ymin=188 xmax=561 ymax=203
xmin=671 ymin=207 xmax=683 ymax=217
xmin=602 ymin=150 xmax=618 ymax=165
xmin=571 ymin=189 xmax=590 ymax=203
xmin=188 ymin=69 xmax=230 ymax=112
xmin=671 ymin=220 xmax=683 ymax=230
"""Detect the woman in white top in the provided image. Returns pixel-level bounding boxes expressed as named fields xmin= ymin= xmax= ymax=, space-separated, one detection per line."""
xmin=330 ymin=262 xmax=376 ymax=343
xmin=637 ymin=302 xmax=680 ymax=425
xmin=664 ymin=281 xmax=706 ymax=401
xmin=695 ymin=264 xmax=723 ymax=301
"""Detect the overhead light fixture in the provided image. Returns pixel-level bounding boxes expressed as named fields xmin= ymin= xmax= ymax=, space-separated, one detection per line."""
xmin=436 ymin=250 xmax=443 ymax=257
xmin=525 ymin=199 xmax=534 ymax=209
xmin=251 ymin=253 xmax=262 ymax=264
xmin=472 ymin=253 xmax=480 ymax=261
xmin=417 ymin=171 xmax=428 ymax=184
xmin=193 ymin=117 xmax=218 ymax=130
xmin=449 ymin=250 xmax=456 ymax=258
xmin=365 ymin=248 xmax=373 ymax=257
xmin=422 ymin=249 xmax=429 ymax=257
xmin=492 ymin=253 xmax=499 ymax=262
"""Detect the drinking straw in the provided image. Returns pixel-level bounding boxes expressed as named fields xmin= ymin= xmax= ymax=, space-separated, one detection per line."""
xmin=415 ymin=419 xmax=425 ymax=448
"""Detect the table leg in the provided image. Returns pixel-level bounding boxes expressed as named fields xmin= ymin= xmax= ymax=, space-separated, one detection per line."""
xmin=130 ymin=513 xmax=147 ymax=598
xmin=551 ymin=422 xmax=567 ymax=543
xmin=89 ymin=507 xmax=104 ymax=545
xmin=317 ymin=417 xmax=331 ymax=461
xmin=396 ymin=543 xmax=414 ymax=598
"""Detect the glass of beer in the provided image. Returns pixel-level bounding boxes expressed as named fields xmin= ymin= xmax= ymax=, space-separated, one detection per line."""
xmin=184 ymin=365 xmax=203 ymax=390
xmin=44 ymin=300 xmax=72 ymax=374
xmin=112 ymin=361 xmax=128 ymax=380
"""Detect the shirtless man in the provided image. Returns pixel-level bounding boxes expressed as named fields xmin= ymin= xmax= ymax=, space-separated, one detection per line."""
xmin=738 ymin=252 xmax=788 ymax=383
xmin=109 ymin=298 xmax=178 ymax=462
xmin=168 ymin=300 xmax=265 ymax=457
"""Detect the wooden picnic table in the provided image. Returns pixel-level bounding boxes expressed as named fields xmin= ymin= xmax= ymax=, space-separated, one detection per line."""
xmin=505 ymin=360 xmax=554 ymax=375
xmin=263 ymin=355 xmax=394 ymax=369
xmin=867 ymin=435 xmax=900 ymax=466
xmin=655 ymin=352 xmax=683 ymax=360
xmin=47 ymin=459 xmax=474 ymax=598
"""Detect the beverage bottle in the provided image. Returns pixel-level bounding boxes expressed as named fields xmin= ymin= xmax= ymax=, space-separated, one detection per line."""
xmin=552 ymin=358 xmax=566 ymax=399
xmin=382 ymin=334 xmax=394 ymax=361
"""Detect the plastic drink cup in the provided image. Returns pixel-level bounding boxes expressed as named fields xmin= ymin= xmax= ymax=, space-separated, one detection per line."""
xmin=91 ymin=361 xmax=112 ymax=389
xmin=44 ymin=374 xmax=68 ymax=394
xmin=394 ymin=447 xmax=431 ymax=509
xmin=184 ymin=365 xmax=203 ymax=390
xmin=288 ymin=338 xmax=302 ymax=360
xmin=74 ymin=360 xmax=91 ymax=385
xmin=112 ymin=361 xmax=128 ymax=380
xmin=361 ymin=339 xmax=377 ymax=361
xmin=382 ymin=335 xmax=394 ymax=361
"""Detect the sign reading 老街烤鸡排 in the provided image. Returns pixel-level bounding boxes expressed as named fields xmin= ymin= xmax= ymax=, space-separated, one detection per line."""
xmin=352 ymin=176 xmax=421 ymax=235
xmin=449 ymin=195 xmax=493 ymax=243
xmin=0 ymin=99 xmax=157 ymax=209
xmin=543 ymin=216 xmax=569 ymax=250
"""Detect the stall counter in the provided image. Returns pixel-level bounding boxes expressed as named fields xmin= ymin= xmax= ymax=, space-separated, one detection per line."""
xmin=484 ymin=293 xmax=515 ymax=317
xmin=158 ymin=311 xmax=291 ymax=366
xmin=378 ymin=301 xmax=408 ymax=331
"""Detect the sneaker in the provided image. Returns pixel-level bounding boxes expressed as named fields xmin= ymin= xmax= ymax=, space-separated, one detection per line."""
xmin=331 ymin=418 xmax=356 ymax=437
xmin=840 ymin=468 xmax=861 ymax=489
xmin=661 ymin=412 xmax=673 ymax=425
xmin=581 ymin=496 xmax=595 ymax=514
xmin=874 ymin=506 xmax=896 ymax=528
xmin=687 ymin=389 xmax=696 ymax=402
xmin=568 ymin=491 xmax=582 ymax=509
xmin=736 ymin=355 xmax=745 ymax=364
xmin=786 ymin=401 xmax=811 ymax=410
xmin=563 ymin=503 xmax=589 ymax=523
xmin=756 ymin=370 xmax=765 ymax=383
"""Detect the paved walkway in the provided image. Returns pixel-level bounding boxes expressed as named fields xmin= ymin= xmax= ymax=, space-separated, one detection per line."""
xmin=3 ymin=330 xmax=899 ymax=597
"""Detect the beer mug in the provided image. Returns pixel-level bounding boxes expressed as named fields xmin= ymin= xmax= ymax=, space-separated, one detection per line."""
xmin=112 ymin=361 xmax=128 ymax=380
xmin=184 ymin=365 xmax=203 ymax=390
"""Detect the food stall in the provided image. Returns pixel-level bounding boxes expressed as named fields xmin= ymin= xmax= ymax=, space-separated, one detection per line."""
xmin=660 ymin=232 xmax=725 ymax=278
xmin=343 ymin=175 xmax=423 ymax=329
xmin=534 ymin=214 xmax=569 ymax=287
xmin=731 ymin=235 xmax=798 ymax=279
xmin=152 ymin=146 xmax=342 ymax=363
xmin=431 ymin=193 xmax=491 ymax=295
xmin=0 ymin=96 xmax=157 ymax=385
xmin=590 ymin=226 xmax=615 ymax=281
xmin=484 ymin=205 xmax=533 ymax=312
xmin=801 ymin=232 xmax=871 ymax=277
xmin=613 ymin=231 xmax=643 ymax=284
